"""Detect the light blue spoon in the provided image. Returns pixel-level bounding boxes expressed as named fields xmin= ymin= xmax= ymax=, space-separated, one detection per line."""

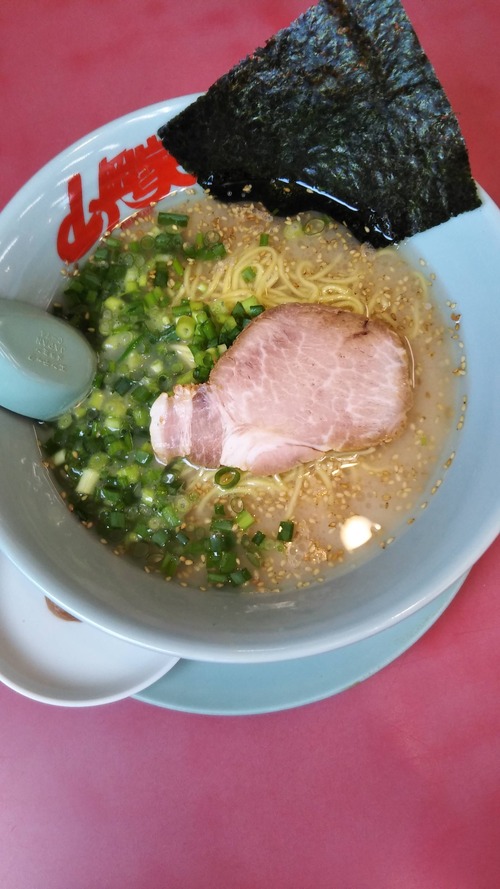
xmin=0 ymin=298 xmax=96 ymax=421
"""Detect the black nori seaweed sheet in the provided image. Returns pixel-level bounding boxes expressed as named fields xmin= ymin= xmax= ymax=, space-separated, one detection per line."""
xmin=158 ymin=0 xmax=480 ymax=247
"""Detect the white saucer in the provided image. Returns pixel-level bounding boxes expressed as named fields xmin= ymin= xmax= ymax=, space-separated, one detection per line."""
xmin=135 ymin=573 xmax=468 ymax=715
xmin=0 ymin=547 xmax=467 ymax=712
xmin=0 ymin=555 xmax=179 ymax=707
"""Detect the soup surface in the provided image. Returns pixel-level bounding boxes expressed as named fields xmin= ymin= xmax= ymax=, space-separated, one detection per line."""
xmin=41 ymin=192 xmax=462 ymax=592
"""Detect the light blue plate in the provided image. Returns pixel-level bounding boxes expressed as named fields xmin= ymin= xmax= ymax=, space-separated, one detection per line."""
xmin=135 ymin=573 xmax=467 ymax=715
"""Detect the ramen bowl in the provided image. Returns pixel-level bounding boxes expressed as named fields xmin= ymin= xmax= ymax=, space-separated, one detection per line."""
xmin=0 ymin=97 xmax=499 ymax=663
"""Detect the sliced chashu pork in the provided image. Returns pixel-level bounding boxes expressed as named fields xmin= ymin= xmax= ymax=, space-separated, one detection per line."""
xmin=150 ymin=303 xmax=413 ymax=475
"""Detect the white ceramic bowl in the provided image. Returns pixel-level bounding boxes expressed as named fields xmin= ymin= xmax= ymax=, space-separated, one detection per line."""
xmin=0 ymin=97 xmax=499 ymax=663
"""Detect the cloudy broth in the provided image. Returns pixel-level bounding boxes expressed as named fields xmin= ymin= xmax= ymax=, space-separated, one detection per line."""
xmin=42 ymin=194 xmax=462 ymax=593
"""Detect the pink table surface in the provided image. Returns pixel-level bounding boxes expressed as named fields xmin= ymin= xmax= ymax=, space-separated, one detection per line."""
xmin=1 ymin=1 xmax=499 ymax=887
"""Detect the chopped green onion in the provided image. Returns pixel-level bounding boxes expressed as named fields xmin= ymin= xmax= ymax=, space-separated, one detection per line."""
xmin=161 ymin=504 xmax=181 ymax=529
xmin=131 ymin=385 xmax=151 ymax=404
xmin=241 ymin=266 xmax=257 ymax=283
xmin=175 ymin=369 xmax=194 ymax=386
xmin=218 ymin=551 xmax=238 ymax=573
xmin=93 ymin=247 xmax=109 ymax=263
xmin=240 ymin=296 xmax=263 ymax=315
xmin=109 ymin=511 xmax=126 ymax=529
xmin=107 ymin=438 xmax=125 ymax=456
xmin=175 ymin=314 xmax=196 ymax=340
xmin=193 ymin=365 xmax=210 ymax=383
xmin=236 ymin=509 xmax=255 ymax=530
xmin=134 ymin=450 xmax=152 ymax=466
xmin=154 ymin=262 xmax=168 ymax=287
xmin=158 ymin=211 xmax=189 ymax=228
xmin=172 ymin=257 xmax=184 ymax=277
xmin=140 ymin=235 xmax=155 ymax=252
xmin=155 ymin=231 xmax=183 ymax=252
xmin=203 ymin=230 xmax=221 ymax=246
xmin=51 ymin=448 xmax=66 ymax=467
xmin=151 ymin=529 xmax=170 ymax=547
xmin=277 ymin=520 xmax=295 ymax=542
xmin=118 ymin=251 xmax=135 ymax=268
xmin=76 ymin=468 xmax=100 ymax=495
xmin=115 ymin=334 xmax=143 ymax=367
xmin=303 ymin=217 xmax=326 ymax=236
xmin=161 ymin=553 xmax=179 ymax=577
xmin=201 ymin=319 xmax=217 ymax=342
xmin=231 ymin=301 xmax=246 ymax=320
xmin=247 ymin=304 xmax=264 ymax=319
xmin=214 ymin=467 xmax=241 ymax=489
xmin=199 ymin=242 xmax=226 ymax=261
xmin=259 ymin=233 xmax=269 ymax=246
xmin=208 ymin=529 xmax=236 ymax=553
xmin=211 ymin=518 xmax=234 ymax=533
xmin=207 ymin=572 xmax=229 ymax=585
xmin=185 ymin=241 xmax=226 ymax=261
xmin=229 ymin=568 xmax=252 ymax=586
xmin=113 ymin=377 xmax=133 ymax=395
